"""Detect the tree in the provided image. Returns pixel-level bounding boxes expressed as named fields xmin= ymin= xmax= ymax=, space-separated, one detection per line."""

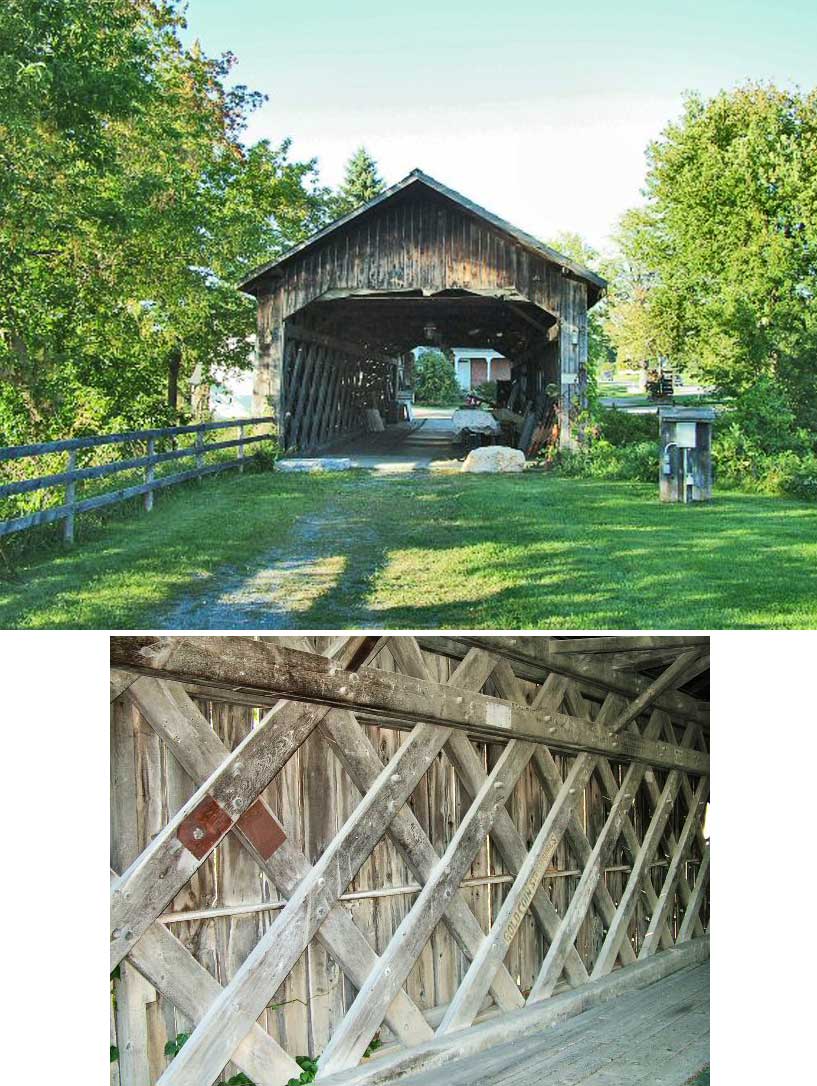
xmin=333 ymin=147 xmax=385 ymax=217
xmin=609 ymin=84 xmax=817 ymax=429
xmin=414 ymin=350 xmax=462 ymax=405
xmin=0 ymin=0 xmax=331 ymax=443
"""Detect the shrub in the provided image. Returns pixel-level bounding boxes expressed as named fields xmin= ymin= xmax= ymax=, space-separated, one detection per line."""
xmin=471 ymin=380 xmax=497 ymax=404
xmin=595 ymin=407 xmax=657 ymax=446
xmin=551 ymin=439 xmax=658 ymax=483
xmin=414 ymin=350 xmax=462 ymax=405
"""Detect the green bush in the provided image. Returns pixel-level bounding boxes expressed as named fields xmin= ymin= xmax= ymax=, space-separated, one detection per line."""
xmin=553 ymin=439 xmax=658 ymax=483
xmin=414 ymin=350 xmax=462 ymax=405
xmin=471 ymin=380 xmax=497 ymax=404
xmin=595 ymin=407 xmax=657 ymax=446
xmin=711 ymin=380 xmax=817 ymax=499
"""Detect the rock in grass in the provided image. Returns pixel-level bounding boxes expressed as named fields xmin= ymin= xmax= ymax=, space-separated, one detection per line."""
xmin=276 ymin=458 xmax=353 ymax=472
xmin=461 ymin=445 xmax=526 ymax=473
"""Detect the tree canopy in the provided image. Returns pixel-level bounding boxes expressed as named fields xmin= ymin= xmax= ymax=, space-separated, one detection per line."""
xmin=0 ymin=0 xmax=330 ymax=443
xmin=609 ymin=83 xmax=817 ymax=428
xmin=333 ymin=147 xmax=385 ymax=217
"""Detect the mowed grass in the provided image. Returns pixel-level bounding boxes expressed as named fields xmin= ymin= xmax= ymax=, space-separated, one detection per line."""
xmin=2 ymin=468 xmax=816 ymax=629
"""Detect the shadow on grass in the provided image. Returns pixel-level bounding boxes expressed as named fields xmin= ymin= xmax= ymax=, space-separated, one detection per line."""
xmin=2 ymin=470 xmax=815 ymax=629
xmin=292 ymin=476 xmax=817 ymax=630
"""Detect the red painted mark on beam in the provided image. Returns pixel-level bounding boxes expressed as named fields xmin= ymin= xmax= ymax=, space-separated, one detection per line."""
xmin=177 ymin=794 xmax=233 ymax=860
xmin=237 ymin=800 xmax=287 ymax=860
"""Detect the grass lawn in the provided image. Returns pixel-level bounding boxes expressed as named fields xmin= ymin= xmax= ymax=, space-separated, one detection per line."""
xmin=2 ymin=468 xmax=816 ymax=629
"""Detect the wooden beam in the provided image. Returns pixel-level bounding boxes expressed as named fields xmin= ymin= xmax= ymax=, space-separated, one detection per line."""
xmin=639 ymin=776 xmax=710 ymax=959
xmin=126 ymin=675 xmax=433 ymax=1048
xmin=435 ymin=752 xmax=594 ymax=1036
xmin=385 ymin=640 xmax=589 ymax=989
xmin=313 ymin=940 xmax=710 ymax=1086
xmin=321 ymin=708 xmax=524 ymax=1016
xmin=420 ymin=636 xmax=709 ymax=725
xmin=527 ymin=712 xmax=666 ymax=1002
xmin=493 ymin=666 xmax=637 ymax=967
xmin=677 ymin=844 xmax=710 ymax=943
xmin=611 ymin=650 xmax=709 ymax=733
xmin=114 ymin=873 xmax=301 ymax=1086
xmin=562 ymin=686 xmax=675 ymax=953
xmin=549 ymin=637 xmax=708 ymax=656
xmin=317 ymin=694 xmax=559 ymax=1077
xmin=155 ymin=649 xmax=499 ymax=1086
xmin=109 ymin=638 xmax=709 ymax=775
xmin=591 ymin=723 xmax=697 ymax=977
xmin=110 ymin=637 xmax=372 ymax=970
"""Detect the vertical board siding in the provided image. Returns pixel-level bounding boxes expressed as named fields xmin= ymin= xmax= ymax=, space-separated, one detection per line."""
xmin=111 ymin=646 xmax=709 ymax=1080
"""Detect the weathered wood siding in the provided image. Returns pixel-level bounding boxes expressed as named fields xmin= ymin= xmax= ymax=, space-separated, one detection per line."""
xmin=250 ymin=186 xmax=591 ymax=446
xmin=266 ymin=189 xmax=574 ymax=322
xmin=111 ymin=637 xmax=709 ymax=1086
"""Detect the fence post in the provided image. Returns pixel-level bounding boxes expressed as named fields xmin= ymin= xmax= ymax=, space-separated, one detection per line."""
xmin=195 ymin=428 xmax=204 ymax=480
xmin=144 ymin=437 xmax=155 ymax=512
xmin=238 ymin=423 xmax=245 ymax=473
xmin=63 ymin=449 xmax=76 ymax=544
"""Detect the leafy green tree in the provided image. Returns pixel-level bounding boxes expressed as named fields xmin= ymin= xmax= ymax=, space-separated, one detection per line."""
xmin=333 ymin=147 xmax=385 ymax=216
xmin=414 ymin=350 xmax=462 ymax=405
xmin=0 ymin=0 xmax=330 ymax=443
xmin=609 ymin=84 xmax=817 ymax=429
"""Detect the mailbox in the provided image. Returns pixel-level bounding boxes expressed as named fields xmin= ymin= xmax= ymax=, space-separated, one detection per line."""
xmin=658 ymin=407 xmax=715 ymax=503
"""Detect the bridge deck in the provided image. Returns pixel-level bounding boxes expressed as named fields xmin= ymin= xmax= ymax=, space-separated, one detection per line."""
xmin=392 ymin=961 xmax=709 ymax=1086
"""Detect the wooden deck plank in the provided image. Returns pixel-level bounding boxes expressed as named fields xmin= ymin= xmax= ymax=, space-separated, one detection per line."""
xmin=372 ymin=962 xmax=709 ymax=1086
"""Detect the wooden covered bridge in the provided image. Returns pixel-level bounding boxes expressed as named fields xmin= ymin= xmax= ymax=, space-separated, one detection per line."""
xmin=239 ymin=171 xmax=606 ymax=453
xmin=110 ymin=634 xmax=709 ymax=1086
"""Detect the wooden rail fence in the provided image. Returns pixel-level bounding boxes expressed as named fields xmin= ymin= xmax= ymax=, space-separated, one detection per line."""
xmin=0 ymin=416 xmax=275 ymax=543
xmin=109 ymin=634 xmax=710 ymax=1086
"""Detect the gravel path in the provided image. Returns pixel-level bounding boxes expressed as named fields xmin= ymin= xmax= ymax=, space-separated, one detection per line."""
xmin=159 ymin=487 xmax=388 ymax=629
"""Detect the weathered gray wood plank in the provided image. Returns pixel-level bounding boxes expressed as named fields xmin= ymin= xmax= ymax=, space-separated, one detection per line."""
xmin=127 ymin=674 xmax=432 ymax=1048
xmin=155 ymin=649 xmax=499 ymax=1086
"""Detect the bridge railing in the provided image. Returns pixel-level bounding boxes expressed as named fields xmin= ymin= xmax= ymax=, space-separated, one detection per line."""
xmin=0 ymin=416 xmax=276 ymax=542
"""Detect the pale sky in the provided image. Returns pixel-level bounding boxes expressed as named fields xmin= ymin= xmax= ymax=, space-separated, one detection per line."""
xmin=182 ymin=0 xmax=816 ymax=252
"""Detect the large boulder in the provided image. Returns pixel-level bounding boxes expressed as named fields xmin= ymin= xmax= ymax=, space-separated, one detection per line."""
xmin=461 ymin=445 xmax=526 ymax=473
xmin=451 ymin=408 xmax=501 ymax=437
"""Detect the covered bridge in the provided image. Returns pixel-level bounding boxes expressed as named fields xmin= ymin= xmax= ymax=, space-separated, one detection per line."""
xmin=110 ymin=633 xmax=709 ymax=1086
xmin=239 ymin=171 xmax=606 ymax=452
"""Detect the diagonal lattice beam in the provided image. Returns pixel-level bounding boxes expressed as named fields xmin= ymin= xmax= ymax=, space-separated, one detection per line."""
xmin=527 ymin=711 xmax=666 ymax=1003
xmin=640 ymin=714 xmax=707 ymax=940
xmin=110 ymin=636 xmax=373 ymax=971
xmin=155 ymin=648 xmax=500 ymax=1086
xmin=435 ymin=752 xmax=596 ymax=1036
xmin=316 ymin=678 xmax=566 ymax=1078
xmin=111 ymin=869 xmax=301 ymax=1086
xmin=388 ymin=638 xmax=590 ymax=990
xmin=591 ymin=722 xmax=697 ymax=978
xmin=321 ymin=705 xmax=524 ymax=1014
xmin=126 ymin=674 xmax=433 ymax=1047
xmin=639 ymin=775 xmax=710 ymax=959
xmin=298 ymin=635 xmax=521 ymax=1016
xmin=678 ymin=843 xmax=710 ymax=943
xmin=562 ymin=684 xmax=676 ymax=952
xmin=492 ymin=664 xmax=639 ymax=968
xmin=611 ymin=649 xmax=709 ymax=734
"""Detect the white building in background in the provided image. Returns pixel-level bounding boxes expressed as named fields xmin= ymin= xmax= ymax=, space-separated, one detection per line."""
xmin=450 ymin=348 xmax=511 ymax=390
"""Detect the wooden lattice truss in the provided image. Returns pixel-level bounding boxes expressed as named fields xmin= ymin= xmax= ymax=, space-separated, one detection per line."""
xmin=110 ymin=635 xmax=710 ymax=1086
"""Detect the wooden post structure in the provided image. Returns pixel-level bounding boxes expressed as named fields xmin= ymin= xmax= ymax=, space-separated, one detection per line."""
xmin=63 ymin=448 xmax=76 ymax=543
xmin=144 ymin=437 xmax=155 ymax=512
